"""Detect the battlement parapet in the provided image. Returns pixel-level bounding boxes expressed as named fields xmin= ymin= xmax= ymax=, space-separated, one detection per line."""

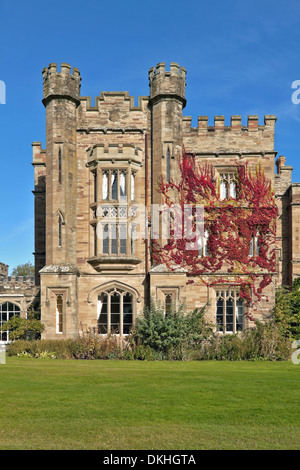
xmin=0 ymin=276 xmax=37 ymax=296
xmin=42 ymin=63 xmax=81 ymax=105
xmin=79 ymin=92 xmax=149 ymax=112
xmin=148 ymin=62 xmax=186 ymax=106
xmin=148 ymin=62 xmax=187 ymax=81
xmin=87 ymin=143 xmax=143 ymax=167
xmin=183 ymin=114 xmax=277 ymax=134
xmin=0 ymin=276 xmax=35 ymax=289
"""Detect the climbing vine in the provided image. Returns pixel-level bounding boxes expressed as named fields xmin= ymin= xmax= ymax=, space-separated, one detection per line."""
xmin=152 ymin=150 xmax=278 ymax=308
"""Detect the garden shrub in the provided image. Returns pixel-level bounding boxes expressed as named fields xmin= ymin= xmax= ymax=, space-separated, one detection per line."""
xmin=132 ymin=301 xmax=206 ymax=360
xmin=6 ymin=302 xmax=292 ymax=362
xmin=273 ymin=280 xmax=300 ymax=340
xmin=2 ymin=314 xmax=45 ymax=341
xmin=7 ymin=333 xmax=122 ymax=360
xmin=187 ymin=319 xmax=291 ymax=361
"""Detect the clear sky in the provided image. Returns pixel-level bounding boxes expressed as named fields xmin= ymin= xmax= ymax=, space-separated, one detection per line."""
xmin=0 ymin=0 xmax=300 ymax=272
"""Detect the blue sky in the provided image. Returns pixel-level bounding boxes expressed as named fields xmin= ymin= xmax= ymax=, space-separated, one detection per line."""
xmin=0 ymin=0 xmax=300 ymax=272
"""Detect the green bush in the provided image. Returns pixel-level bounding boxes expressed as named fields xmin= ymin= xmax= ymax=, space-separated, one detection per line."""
xmin=7 ymin=334 xmax=122 ymax=360
xmin=188 ymin=319 xmax=292 ymax=361
xmin=2 ymin=314 xmax=45 ymax=341
xmin=274 ymin=280 xmax=300 ymax=340
xmin=7 ymin=302 xmax=292 ymax=362
xmin=132 ymin=301 xmax=211 ymax=360
xmin=122 ymin=344 xmax=163 ymax=361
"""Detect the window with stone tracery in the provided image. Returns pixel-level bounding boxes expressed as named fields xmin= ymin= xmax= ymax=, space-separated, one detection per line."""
xmin=99 ymin=169 xmax=135 ymax=202
xmin=216 ymin=290 xmax=244 ymax=334
xmin=219 ymin=172 xmax=236 ymax=200
xmin=97 ymin=287 xmax=134 ymax=335
xmin=165 ymin=294 xmax=173 ymax=315
xmin=100 ymin=218 xmax=129 ymax=256
xmin=90 ymin=166 xmax=139 ymax=261
xmin=0 ymin=302 xmax=20 ymax=342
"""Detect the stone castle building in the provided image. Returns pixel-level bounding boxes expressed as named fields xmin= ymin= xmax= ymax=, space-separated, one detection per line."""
xmin=29 ymin=61 xmax=300 ymax=340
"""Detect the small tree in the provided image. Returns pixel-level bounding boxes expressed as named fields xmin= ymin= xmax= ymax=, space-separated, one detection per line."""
xmin=133 ymin=300 xmax=211 ymax=359
xmin=1 ymin=312 xmax=44 ymax=341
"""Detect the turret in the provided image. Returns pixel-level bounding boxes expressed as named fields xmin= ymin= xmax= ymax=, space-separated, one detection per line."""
xmin=42 ymin=63 xmax=81 ymax=266
xmin=148 ymin=62 xmax=186 ymax=107
xmin=148 ymin=63 xmax=187 ymax=205
xmin=42 ymin=63 xmax=81 ymax=105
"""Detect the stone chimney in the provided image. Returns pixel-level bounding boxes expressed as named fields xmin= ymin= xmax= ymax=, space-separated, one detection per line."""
xmin=276 ymin=156 xmax=286 ymax=174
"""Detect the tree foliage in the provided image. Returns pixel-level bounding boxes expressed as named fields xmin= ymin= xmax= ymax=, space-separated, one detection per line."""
xmin=132 ymin=300 xmax=212 ymax=359
xmin=2 ymin=312 xmax=44 ymax=341
xmin=11 ymin=261 xmax=34 ymax=277
xmin=274 ymin=279 xmax=300 ymax=340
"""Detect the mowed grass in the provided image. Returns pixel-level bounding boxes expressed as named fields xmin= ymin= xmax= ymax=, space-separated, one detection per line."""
xmin=0 ymin=358 xmax=299 ymax=450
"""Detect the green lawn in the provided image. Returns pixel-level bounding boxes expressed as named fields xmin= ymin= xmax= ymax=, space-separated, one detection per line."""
xmin=0 ymin=358 xmax=299 ymax=450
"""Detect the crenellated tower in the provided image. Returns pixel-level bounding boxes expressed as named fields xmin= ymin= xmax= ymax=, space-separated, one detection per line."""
xmin=39 ymin=63 xmax=81 ymax=339
xmin=42 ymin=63 xmax=81 ymax=266
xmin=148 ymin=63 xmax=186 ymax=205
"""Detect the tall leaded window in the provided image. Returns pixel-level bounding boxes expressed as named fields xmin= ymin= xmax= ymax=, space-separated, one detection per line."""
xmin=166 ymin=147 xmax=171 ymax=183
xmin=0 ymin=302 xmax=20 ymax=342
xmin=93 ymin=171 xmax=97 ymax=202
xmin=120 ymin=171 xmax=126 ymax=199
xmin=102 ymin=171 xmax=109 ymax=200
xmin=249 ymin=231 xmax=260 ymax=257
xmin=97 ymin=288 xmax=133 ymax=335
xmin=198 ymin=229 xmax=209 ymax=257
xmin=101 ymin=223 xmax=128 ymax=255
xmin=220 ymin=173 xmax=236 ymax=200
xmin=58 ymin=147 xmax=62 ymax=184
xmin=131 ymin=173 xmax=135 ymax=201
xmin=102 ymin=224 xmax=109 ymax=254
xmin=119 ymin=224 xmax=127 ymax=254
xmin=91 ymin=169 xmax=138 ymax=260
xmin=165 ymin=294 xmax=173 ymax=315
xmin=131 ymin=224 xmax=136 ymax=255
xmin=100 ymin=169 xmax=133 ymax=202
xmin=111 ymin=223 xmax=118 ymax=254
xmin=216 ymin=290 xmax=244 ymax=334
xmin=56 ymin=295 xmax=63 ymax=334
xmin=93 ymin=225 xmax=97 ymax=257
xmin=111 ymin=171 xmax=118 ymax=200
xmin=58 ymin=214 xmax=63 ymax=248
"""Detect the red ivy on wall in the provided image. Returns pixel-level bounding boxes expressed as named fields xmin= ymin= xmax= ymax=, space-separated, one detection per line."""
xmin=152 ymin=151 xmax=278 ymax=307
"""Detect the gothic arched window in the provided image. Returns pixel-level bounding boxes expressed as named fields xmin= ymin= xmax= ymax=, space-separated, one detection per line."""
xmin=165 ymin=294 xmax=173 ymax=315
xmin=97 ymin=287 xmax=134 ymax=335
xmin=216 ymin=290 xmax=244 ymax=334
xmin=56 ymin=295 xmax=63 ymax=334
xmin=220 ymin=173 xmax=236 ymax=200
xmin=0 ymin=302 xmax=20 ymax=341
